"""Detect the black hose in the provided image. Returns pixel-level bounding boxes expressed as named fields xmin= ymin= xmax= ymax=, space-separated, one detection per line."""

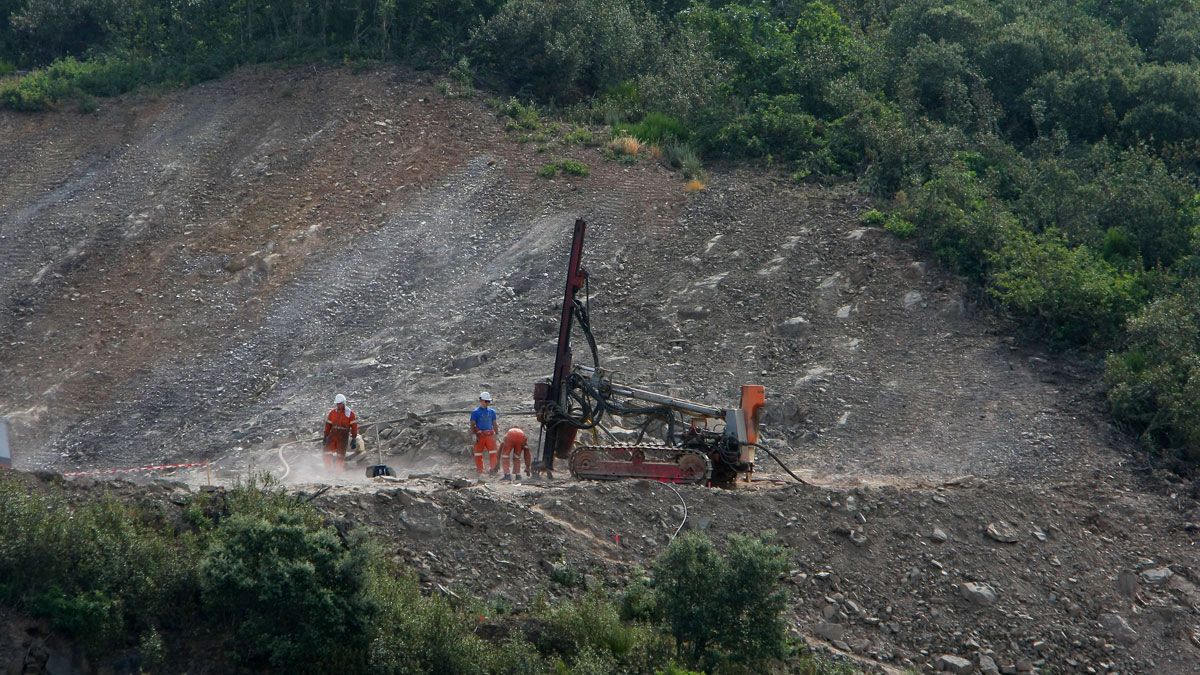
xmin=748 ymin=442 xmax=811 ymax=485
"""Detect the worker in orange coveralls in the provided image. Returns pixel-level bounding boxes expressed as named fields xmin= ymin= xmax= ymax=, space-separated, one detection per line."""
xmin=323 ymin=393 xmax=359 ymax=472
xmin=469 ymin=392 xmax=499 ymax=475
xmin=498 ymin=427 xmax=532 ymax=481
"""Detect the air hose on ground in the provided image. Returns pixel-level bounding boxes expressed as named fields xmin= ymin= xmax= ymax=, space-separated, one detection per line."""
xmin=747 ymin=441 xmax=811 ymax=486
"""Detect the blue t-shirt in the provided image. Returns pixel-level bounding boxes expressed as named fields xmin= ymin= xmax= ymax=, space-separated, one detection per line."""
xmin=471 ymin=406 xmax=497 ymax=431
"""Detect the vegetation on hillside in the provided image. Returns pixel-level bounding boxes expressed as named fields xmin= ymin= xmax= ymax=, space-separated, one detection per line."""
xmin=0 ymin=472 xmax=849 ymax=673
xmin=2 ymin=0 xmax=1199 ymax=467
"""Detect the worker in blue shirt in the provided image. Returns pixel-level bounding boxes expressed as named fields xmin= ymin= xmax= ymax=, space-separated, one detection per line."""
xmin=469 ymin=391 xmax=499 ymax=475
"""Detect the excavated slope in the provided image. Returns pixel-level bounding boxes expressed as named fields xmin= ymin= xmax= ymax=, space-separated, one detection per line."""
xmin=1 ymin=65 xmax=1197 ymax=673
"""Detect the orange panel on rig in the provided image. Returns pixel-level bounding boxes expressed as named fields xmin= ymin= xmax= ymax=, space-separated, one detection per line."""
xmin=739 ymin=384 xmax=765 ymax=445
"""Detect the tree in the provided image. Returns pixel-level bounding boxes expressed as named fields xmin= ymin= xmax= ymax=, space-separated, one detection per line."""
xmin=652 ymin=533 xmax=789 ymax=665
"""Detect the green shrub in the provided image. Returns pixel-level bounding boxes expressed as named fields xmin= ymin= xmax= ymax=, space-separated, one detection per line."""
xmin=199 ymin=511 xmax=373 ymax=671
xmin=902 ymin=162 xmax=1010 ymax=279
xmin=484 ymin=635 xmax=550 ymax=675
xmin=139 ymin=627 xmax=166 ymax=669
xmin=988 ymin=228 xmax=1144 ymax=346
xmin=1106 ymin=283 xmax=1200 ymax=462
xmin=653 ymin=533 xmax=789 ymax=666
xmin=450 ymin=56 xmax=475 ymax=90
xmin=896 ymin=35 xmax=992 ymax=130
xmin=686 ymin=0 xmax=860 ymax=110
xmin=0 ymin=56 xmax=153 ymax=111
xmin=1121 ymin=63 xmax=1200 ymax=149
xmin=563 ymin=125 xmax=596 ymax=145
xmin=590 ymin=79 xmax=643 ymax=125
xmin=538 ymin=159 xmax=590 ymax=178
xmin=367 ymin=565 xmax=497 ymax=675
xmin=664 ymin=142 xmax=706 ymax=179
xmin=825 ymin=81 xmax=960 ymax=196
xmin=709 ymin=94 xmax=829 ymax=163
xmin=493 ymin=97 xmax=544 ymax=131
xmin=31 ymin=588 xmax=125 ymax=653
xmin=636 ymin=26 xmax=731 ymax=120
xmin=861 ymin=209 xmax=887 ymax=226
xmin=1090 ymin=146 xmax=1199 ymax=267
xmin=548 ymin=559 xmax=585 ymax=586
xmin=0 ymin=475 xmax=191 ymax=654
xmin=538 ymin=591 xmax=667 ymax=672
xmin=884 ymin=215 xmax=916 ymax=238
xmin=619 ymin=112 xmax=689 ymax=144
xmin=558 ymin=159 xmax=589 ymax=176
xmin=471 ymin=0 xmax=663 ymax=101
xmin=618 ymin=576 xmax=656 ymax=622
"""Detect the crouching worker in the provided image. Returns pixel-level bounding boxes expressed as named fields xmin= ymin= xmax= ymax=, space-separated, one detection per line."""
xmin=469 ymin=392 xmax=499 ymax=475
xmin=498 ymin=427 xmax=531 ymax=481
xmin=323 ymin=393 xmax=359 ymax=472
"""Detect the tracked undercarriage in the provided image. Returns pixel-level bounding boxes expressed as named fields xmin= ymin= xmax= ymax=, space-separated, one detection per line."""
xmin=568 ymin=444 xmax=713 ymax=483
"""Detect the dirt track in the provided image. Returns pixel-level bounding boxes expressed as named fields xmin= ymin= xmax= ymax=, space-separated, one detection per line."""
xmin=2 ymin=65 xmax=1198 ymax=673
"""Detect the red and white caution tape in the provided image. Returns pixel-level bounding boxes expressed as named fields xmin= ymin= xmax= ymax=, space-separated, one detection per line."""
xmin=62 ymin=461 xmax=210 ymax=477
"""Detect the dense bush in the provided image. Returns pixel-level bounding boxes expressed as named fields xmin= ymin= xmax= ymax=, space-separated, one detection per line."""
xmin=469 ymin=0 xmax=661 ymax=101
xmin=988 ymin=228 xmax=1144 ymax=345
xmin=1105 ymin=283 xmax=1200 ymax=465
xmin=199 ymin=512 xmax=373 ymax=670
xmin=654 ymin=532 xmax=790 ymax=665
xmin=0 ymin=478 xmax=189 ymax=653
xmin=900 ymin=162 xmax=1010 ymax=279
xmin=0 ymin=474 xmax=831 ymax=673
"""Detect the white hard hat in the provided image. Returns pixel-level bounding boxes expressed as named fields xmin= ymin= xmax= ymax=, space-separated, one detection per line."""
xmin=479 ymin=391 xmax=493 ymax=402
xmin=334 ymin=393 xmax=347 ymax=405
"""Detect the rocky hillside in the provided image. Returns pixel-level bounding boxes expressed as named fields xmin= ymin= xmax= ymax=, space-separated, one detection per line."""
xmin=1 ymin=66 xmax=1198 ymax=673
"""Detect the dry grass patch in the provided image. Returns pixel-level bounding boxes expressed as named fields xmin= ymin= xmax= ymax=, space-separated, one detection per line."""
xmin=607 ymin=135 xmax=642 ymax=156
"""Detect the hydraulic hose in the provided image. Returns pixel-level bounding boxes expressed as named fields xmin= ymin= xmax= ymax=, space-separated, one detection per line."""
xmin=747 ymin=441 xmax=811 ymax=485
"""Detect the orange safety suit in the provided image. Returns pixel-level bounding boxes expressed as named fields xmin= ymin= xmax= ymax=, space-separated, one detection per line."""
xmin=323 ymin=404 xmax=358 ymax=471
xmin=499 ymin=427 xmax=531 ymax=476
xmin=472 ymin=430 xmax=499 ymax=474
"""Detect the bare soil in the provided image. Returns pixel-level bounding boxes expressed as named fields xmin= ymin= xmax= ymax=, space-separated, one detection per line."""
xmin=1 ymin=65 xmax=1198 ymax=673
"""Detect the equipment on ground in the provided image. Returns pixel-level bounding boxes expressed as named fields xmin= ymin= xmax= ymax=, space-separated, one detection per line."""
xmin=360 ymin=435 xmax=396 ymax=478
xmin=532 ymin=219 xmax=766 ymax=486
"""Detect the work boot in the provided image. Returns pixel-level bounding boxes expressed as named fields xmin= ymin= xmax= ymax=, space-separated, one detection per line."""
xmin=489 ymin=465 xmax=499 ymax=475
xmin=501 ymin=474 xmax=511 ymax=481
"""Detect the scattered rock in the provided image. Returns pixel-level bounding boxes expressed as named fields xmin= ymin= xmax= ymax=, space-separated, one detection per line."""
xmin=938 ymin=654 xmax=973 ymax=673
xmin=931 ymin=527 xmax=949 ymax=543
xmin=449 ymin=351 xmax=489 ymax=372
xmin=979 ymin=654 xmax=1000 ymax=675
xmin=778 ymin=316 xmax=811 ymax=337
xmin=1099 ymin=612 xmax=1138 ymax=645
xmin=985 ymin=521 xmax=1020 ymax=544
xmin=814 ymin=622 xmax=845 ymax=642
xmin=960 ymin=582 xmax=997 ymax=607
xmin=902 ymin=290 xmax=924 ymax=309
xmin=1140 ymin=567 xmax=1173 ymax=585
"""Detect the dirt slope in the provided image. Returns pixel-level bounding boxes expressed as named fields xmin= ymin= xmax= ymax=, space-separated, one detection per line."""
xmin=1 ymin=65 xmax=1198 ymax=673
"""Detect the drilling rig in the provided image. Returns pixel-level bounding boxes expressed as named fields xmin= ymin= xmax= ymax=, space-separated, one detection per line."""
xmin=532 ymin=219 xmax=766 ymax=486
